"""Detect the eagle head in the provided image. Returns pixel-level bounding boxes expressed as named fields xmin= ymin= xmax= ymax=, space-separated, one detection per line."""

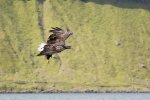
xmin=66 ymin=28 xmax=73 ymax=35
xmin=38 ymin=43 xmax=46 ymax=52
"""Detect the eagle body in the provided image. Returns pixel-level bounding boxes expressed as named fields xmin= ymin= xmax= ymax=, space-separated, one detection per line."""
xmin=37 ymin=27 xmax=73 ymax=61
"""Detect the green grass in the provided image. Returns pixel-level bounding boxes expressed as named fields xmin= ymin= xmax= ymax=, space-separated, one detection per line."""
xmin=0 ymin=0 xmax=150 ymax=92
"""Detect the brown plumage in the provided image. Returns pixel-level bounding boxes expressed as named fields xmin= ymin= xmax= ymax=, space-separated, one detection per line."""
xmin=37 ymin=27 xmax=73 ymax=62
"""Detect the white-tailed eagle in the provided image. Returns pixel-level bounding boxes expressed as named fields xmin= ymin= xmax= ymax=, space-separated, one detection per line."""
xmin=37 ymin=27 xmax=73 ymax=63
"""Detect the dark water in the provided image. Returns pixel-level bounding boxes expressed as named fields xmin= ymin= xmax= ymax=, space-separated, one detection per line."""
xmin=0 ymin=93 xmax=150 ymax=100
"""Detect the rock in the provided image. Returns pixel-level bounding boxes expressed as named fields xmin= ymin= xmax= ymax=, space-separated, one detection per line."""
xmin=140 ymin=63 xmax=147 ymax=68
xmin=114 ymin=40 xmax=121 ymax=46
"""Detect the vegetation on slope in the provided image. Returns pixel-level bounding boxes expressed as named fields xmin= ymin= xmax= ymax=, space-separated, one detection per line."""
xmin=0 ymin=0 xmax=150 ymax=92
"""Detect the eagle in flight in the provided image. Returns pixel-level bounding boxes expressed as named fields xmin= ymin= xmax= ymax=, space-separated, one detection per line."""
xmin=37 ymin=27 xmax=73 ymax=63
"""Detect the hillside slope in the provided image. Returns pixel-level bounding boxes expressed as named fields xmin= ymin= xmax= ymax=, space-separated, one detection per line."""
xmin=0 ymin=0 xmax=150 ymax=92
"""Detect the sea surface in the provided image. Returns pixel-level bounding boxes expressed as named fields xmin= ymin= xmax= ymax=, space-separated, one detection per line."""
xmin=0 ymin=93 xmax=150 ymax=100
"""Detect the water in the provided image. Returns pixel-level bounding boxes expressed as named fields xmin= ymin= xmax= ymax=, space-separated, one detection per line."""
xmin=0 ymin=93 xmax=150 ymax=100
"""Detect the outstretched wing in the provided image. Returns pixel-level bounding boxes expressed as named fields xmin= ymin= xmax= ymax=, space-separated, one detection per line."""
xmin=37 ymin=45 xmax=56 ymax=56
xmin=47 ymin=27 xmax=65 ymax=45
xmin=37 ymin=45 xmax=65 ymax=56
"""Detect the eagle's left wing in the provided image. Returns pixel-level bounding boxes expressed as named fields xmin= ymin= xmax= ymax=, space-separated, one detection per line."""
xmin=49 ymin=27 xmax=64 ymax=33
xmin=47 ymin=27 xmax=65 ymax=45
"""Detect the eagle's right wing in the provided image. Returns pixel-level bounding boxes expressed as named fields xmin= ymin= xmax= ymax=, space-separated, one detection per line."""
xmin=37 ymin=45 xmax=64 ymax=56
xmin=37 ymin=45 xmax=57 ymax=56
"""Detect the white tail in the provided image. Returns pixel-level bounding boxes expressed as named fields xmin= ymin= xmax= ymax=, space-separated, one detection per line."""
xmin=38 ymin=43 xmax=46 ymax=52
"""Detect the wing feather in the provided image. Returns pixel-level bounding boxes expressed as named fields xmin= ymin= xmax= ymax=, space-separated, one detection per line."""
xmin=49 ymin=27 xmax=64 ymax=34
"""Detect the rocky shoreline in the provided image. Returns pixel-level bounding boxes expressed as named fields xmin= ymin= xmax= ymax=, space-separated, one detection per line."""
xmin=0 ymin=90 xmax=150 ymax=93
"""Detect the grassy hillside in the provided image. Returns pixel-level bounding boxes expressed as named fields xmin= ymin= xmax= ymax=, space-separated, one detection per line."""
xmin=0 ymin=0 xmax=150 ymax=92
